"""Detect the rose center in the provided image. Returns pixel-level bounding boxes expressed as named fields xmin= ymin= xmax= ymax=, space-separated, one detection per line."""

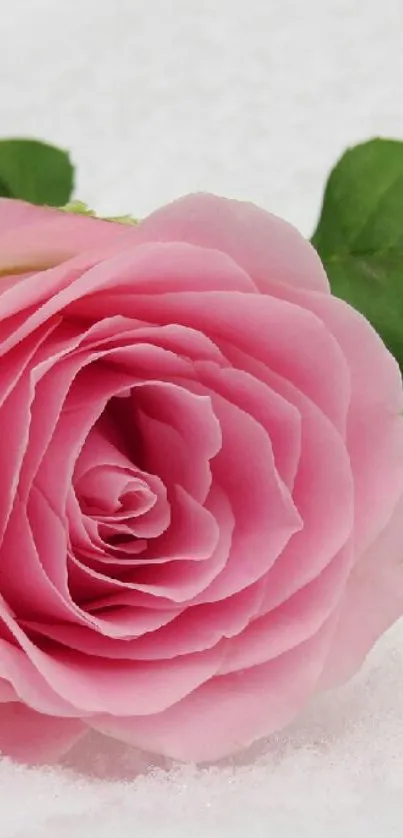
xmin=71 ymin=402 xmax=170 ymax=560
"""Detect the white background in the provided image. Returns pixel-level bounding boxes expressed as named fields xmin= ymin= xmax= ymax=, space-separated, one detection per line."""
xmin=1 ymin=0 xmax=403 ymax=835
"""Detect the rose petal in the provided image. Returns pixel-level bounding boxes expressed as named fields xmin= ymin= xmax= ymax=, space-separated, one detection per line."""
xmin=0 ymin=630 xmax=225 ymax=715
xmin=320 ymin=490 xmax=403 ymax=687
xmin=0 ymin=199 xmax=136 ymax=277
xmin=89 ymin=613 xmax=337 ymax=762
xmin=0 ymin=629 xmax=79 ymax=717
xmin=0 ymin=495 xmax=72 ymax=621
xmin=0 ymin=198 xmax=55 ymax=235
xmin=133 ymin=380 xmax=222 ymax=505
xmin=0 ymin=241 xmax=254 ymax=355
xmin=295 ymin=291 xmax=403 ymax=555
xmin=212 ymin=344 xmax=354 ymax=609
xmin=195 ymin=361 xmax=302 ymax=491
xmin=24 ymin=603 xmax=181 ymax=650
xmin=191 ymin=390 xmax=302 ymax=602
xmin=0 ymin=374 xmax=33 ymax=540
xmin=28 ymin=582 xmax=264 ymax=660
xmin=84 ymin=290 xmax=350 ymax=433
xmin=0 ymin=702 xmax=85 ymax=764
xmin=74 ymin=422 xmax=171 ymax=539
xmin=1 ymin=592 xmax=210 ymax=716
xmin=67 ymin=484 xmax=234 ymax=604
xmin=219 ymin=542 xmax=353 ymax=674
xmin=258 ymin=372 xmax=354 ymax=610
xmin=139 ymin=193 xmax=330 ymax=294
xmin=0 ymin=678 xmax=18 ymax=703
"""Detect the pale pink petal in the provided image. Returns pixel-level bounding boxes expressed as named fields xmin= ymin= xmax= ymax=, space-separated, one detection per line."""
xmin=139 ymin=193 xmax=330 ymax=294
xmin=191 ymin=390 xmax=302 ymax=602
xmin=130 ymin=323 xmax=226 ymax=366
xmin=74 ymin=424 xmax=171 ymax=540
xmin=320 ymin=490 xmax=403 ymax=688
xmin=68 ymin=484 xmax=234 ymax=604
xmin=0 ymin=678 xmax=18 ymax=702
xmin=0 ymin=200 xmax=137 ymax=278
xmin=0 ymin=311 xmax=62 ymax=543
xmin=0 ymin=703 xmax=85 ymax=764
xmin=143 ymin=485 xmax=219 ymax=563
xmin=0 ymin=628 xmax=225 ymax=715
xmin=259 ymin=372 xmax=354 ymax=610
xmin=24 ymin=582 xmax=264 ymax=661
xmin=16 ymin=322 xmax=106 ymax=501
xmin=73 ymin=486 xmax=219 ymax=586
xmin=89 ymin=290 xmax=350 ymax=433
xmin=0 ymin=319 xmax=58 ymax=410
xmin=22 ymin=584 xmax=264 ymax=665
xmin=69 ymin=488 xmax=222 ymax=603
xmin=71 ymin=500 xmax=149 ymax=567
xmin=0 ymin=241 xmax=253 ymax=354
xmin=0 ymin=198 xmax=55 ymax=234
xmin=0 ymin=374 xmax=33 ymax=539
xmin=32 ymin=363 xmax=134 ymax=526
xmin=196 ymin=361 xmax=301 ymax=491
xmin=77 ymin=239 xmax=256 ymax=296
xmin=78 ymin=468 xmax=139 ymax=515
xmin=99 ymin=583 xmax=266 ymax=660
xmin=220 ymin=543 xmax=353 ymax=674
xmin=2 ymin=494 xmax=173 ymax=641
xmin=1 ymin=494 xmax=72 ymax=620
xmin=214 ymin=344 xmax=355 ymax=609
xmin=80 ymin=320 xmax=226 ymax=368
xmin=133 ymin=380 xmax=222 ymax=504
xmin=23 ymin=605 xmax=181 ymax=654
xmin=295 ymin=291 xmax=403 ymax=555
xmin=0 ymin=318 xmax=82 ymax=548
xmin=0 ymin=630 xmax=79 ymax=717
xmin=20 ymin=319 xmax=205 ymax=508
xmin=1 ymin=594 xmax=210 ymax=716
xmin=89 ymin=613 xmax=338 ymax=762
xmin=66 ymin=488 xmax=114 ymax=562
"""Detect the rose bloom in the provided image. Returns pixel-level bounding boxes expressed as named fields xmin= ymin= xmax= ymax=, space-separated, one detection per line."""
xmin=0 ymin=194 xmax=402 ymax=765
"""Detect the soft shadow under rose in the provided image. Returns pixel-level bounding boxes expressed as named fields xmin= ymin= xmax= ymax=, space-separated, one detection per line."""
xmin=0 ymin=193 xmax=402 ymax=765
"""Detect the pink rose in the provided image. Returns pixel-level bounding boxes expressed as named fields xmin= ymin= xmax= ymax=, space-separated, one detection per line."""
xmin=0 ymin=193 xmax=402 ymax=765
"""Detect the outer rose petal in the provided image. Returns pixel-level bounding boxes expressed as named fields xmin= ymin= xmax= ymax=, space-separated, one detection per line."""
xmin=139 ymin=193 xmax=330 ymax=294
xmin=0 ymin=240 xmax=254 ymax=354
xmin=89 ymin=613 xmax=338 ymax=763
xmin=295 ymin=291 xmax=403 ymax=555
xmin=0 ymin=631 xmax=80 ymax=717
xmin=0 ymin=703 xmax=85 ymax=763
xmin=0 ymin=198 xmax=138 ymax=277
xmin=219 ymin=543 xmax=353 ymax=674
xmin=24 ymin=583 xmax=264 ymax=660
xmin=0 ymin=198 xmax=55 ymax=235
xmin=80 ymin=285 xmax=350 ymax=432
xmin=320 ymin=491 xmax=403 ymax=688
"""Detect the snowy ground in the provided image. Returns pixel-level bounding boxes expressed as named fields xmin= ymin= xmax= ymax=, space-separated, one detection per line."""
xmin=1 ymin=0 xmax=403 ymax=835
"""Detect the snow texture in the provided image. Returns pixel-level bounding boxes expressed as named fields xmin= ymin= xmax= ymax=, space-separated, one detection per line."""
xmin=1 ymin=0 xmax=403 ymax=834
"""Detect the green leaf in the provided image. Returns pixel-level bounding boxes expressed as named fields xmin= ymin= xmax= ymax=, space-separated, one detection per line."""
xmin=0 ymin=177 xmax=12 ymax=197
xmin=311 ymin=138 xmax=403 ymax=367
xmin=0 ymin=138 xmax=74 ymax=206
